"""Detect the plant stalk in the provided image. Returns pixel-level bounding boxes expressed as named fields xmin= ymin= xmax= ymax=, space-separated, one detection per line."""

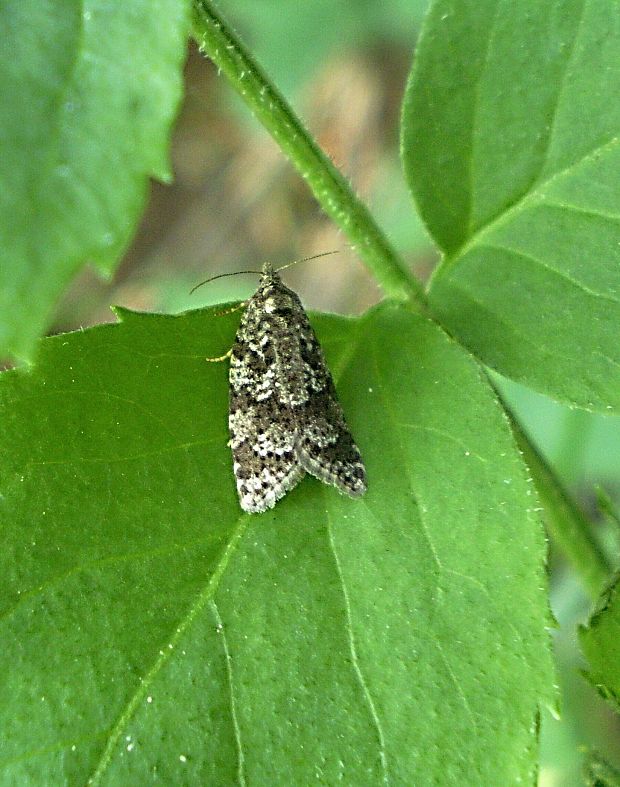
xmin=510 ymin=410 xmax=612 ymax=601
xmin=191 ymin=0 xmax=424 ymax=306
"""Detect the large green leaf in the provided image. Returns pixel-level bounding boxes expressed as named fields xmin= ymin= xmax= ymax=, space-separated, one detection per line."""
xmin=402 ymin=0 xmax=620 ymax=413
xmin=0 ymin=0 xmax=188 ymax=360
xmin=0 ymin=303 xmax=553 ymax=783
xmin=580 ymin=574 xmax=620 ymax=713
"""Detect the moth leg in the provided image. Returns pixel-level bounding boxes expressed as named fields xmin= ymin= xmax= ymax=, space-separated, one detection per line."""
xmin=206 ymin=348 xmax=232 ymax=363
xmin=206 ymin=302 xmax=248 ymax=362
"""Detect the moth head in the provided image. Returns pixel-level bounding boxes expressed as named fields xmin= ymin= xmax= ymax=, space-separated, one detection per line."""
xmin=260 ymin=261 xmax=278 ymax=284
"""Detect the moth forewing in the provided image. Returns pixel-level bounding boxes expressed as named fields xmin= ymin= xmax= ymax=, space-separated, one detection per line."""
xmin=227 ymin=262 xmax=367 ymax=513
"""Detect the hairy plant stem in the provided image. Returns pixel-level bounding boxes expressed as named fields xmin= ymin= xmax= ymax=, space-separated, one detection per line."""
xmin=191 ymin=0 xmax=424 ymax=307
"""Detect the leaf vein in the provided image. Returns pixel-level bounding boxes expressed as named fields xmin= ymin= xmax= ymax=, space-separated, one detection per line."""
xmin=326 ymin=512 xmax=389 ymax=784
xmin=481 ymin=242 xmax=620 ymax=305
xmin=369 ymin=339 xmax=443 ymax=580
xmin=0 ymin=531 xmax=224 ymax=626
xmin=17 ymin=437 xmax=220 ymax=472
xmin=210 ymin=599 xmax=246 ymax=786
xmin=540 ymin=200 xmax=620 ymax=225
xmin=530 ymin=0 xmax=588 ymax=184
xmin=434 ymin=640 xmax=479 ymax=731
xmin=467 ymin=1 xmax=503 ymax=236
xmin=86 ymin=514 xmax=250 ymax=785
xmin=399 ymin=422 xmax=489 ymax=465
xmin=454 ymin=135 xmax=620 ymax=262
xmin=436 ymin=277 xmax=590 ymax=365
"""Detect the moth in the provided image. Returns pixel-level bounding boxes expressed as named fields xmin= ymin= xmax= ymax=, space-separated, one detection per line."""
xmin=227 ymin=261 xmax=367 ymax=513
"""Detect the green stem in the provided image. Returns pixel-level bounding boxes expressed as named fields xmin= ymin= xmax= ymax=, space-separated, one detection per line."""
xmin=191 ymin=0 xmax=425 ymax=306
xmin=508 ymin=409 xmax=612 ymax=601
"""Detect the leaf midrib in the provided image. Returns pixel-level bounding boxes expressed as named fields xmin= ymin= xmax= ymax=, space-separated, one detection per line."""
xmin=437 ymin=134 xmax=620 ymax=279
xmin=86 ymin=512 xmax=251 ymax=786
xmin=464 ymin=0 xmax=588 ymax=254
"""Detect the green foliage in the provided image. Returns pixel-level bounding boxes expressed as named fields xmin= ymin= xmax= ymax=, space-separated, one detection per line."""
xmin=581 ymin=575 xmax=620 ymax=713
xmin=0 ymin=305 xmax=553 ymax=782
xmin=0 ymin=0 xmax=188 ymax=359
xmin=583 ymin=751 xmax=620 ymax=787
xmin=402 ymin=0 xmax=620 ymax=412
xmin=2 ymin=0 xmax=619 ymax=782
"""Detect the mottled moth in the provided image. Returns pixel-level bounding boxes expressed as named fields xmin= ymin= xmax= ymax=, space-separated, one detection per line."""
xmin=226 ymin=261 xmax=367 ymax=513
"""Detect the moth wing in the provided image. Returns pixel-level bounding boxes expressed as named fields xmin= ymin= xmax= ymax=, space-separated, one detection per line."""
xmin=294 ymin=322 xmax=367 ymax=498
xmin=228 ymin=304 xmax=305 ymax=513
xmin=296 ymin=385 xmax=367 ymax=498
xmin=229 ymin=393 xmax=305 ymax=513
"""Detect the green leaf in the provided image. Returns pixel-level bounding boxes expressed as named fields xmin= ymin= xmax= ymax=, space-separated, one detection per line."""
xmin=402 ymin=0 xmax=620 ymax=413
xmin=583 ymin=751 xmax=620 ymax=787
xmin=0 ymin=303 xmax=553 ymax=783
xmin=580 ymin=573 xmax=620 ymax=713
xmin=0 ymin=0 xmax=189 ymax=360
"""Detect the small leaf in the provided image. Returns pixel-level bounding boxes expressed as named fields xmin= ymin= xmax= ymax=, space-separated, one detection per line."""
xmin=0 ymin=303 xmax=553 ymax=782
xmin=402 ymin=0 xmax=620 ymax=412
xmin=0 ymin=0 xmax=189 ymax=360
xmin=580 ymin=573 xmax=620 ymax=713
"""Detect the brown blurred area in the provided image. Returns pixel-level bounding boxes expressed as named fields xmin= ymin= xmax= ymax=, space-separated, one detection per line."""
xmin=50 ymin=38 xmax=436 ymax=335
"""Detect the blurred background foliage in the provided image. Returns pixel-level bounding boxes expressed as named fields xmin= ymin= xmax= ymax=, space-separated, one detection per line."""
xmin=46 ymin=1 xmax=620 ymax=782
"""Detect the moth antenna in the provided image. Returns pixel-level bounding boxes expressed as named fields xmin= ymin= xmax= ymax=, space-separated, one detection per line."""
xmin=274 ymin=249 xmax=344 ymax=275
xmin=190 ymin=246 xmax=353 ymax=295
xmin=189 ymin=270 xmax=261 ymax=295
